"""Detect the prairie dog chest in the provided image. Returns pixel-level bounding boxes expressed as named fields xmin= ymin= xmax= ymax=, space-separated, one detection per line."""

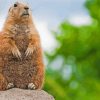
xmin=12 ymin=24 xmax=30 ymax=51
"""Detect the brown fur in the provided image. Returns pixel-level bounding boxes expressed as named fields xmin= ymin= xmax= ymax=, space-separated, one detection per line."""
xmin=0 ymin=2 xmax=44 ymax=90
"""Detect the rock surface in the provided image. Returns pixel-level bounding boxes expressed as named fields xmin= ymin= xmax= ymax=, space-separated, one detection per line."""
xmin=0 ymin=88 xmax=55 ymax=100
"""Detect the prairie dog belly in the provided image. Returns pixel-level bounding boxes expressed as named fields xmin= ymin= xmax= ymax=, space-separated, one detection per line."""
xmin=2 ymin=31 xmax=36 ymax=89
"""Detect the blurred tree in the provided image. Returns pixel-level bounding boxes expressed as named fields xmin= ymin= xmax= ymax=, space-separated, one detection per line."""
xmin=44 ymin=0 xmax=100 ymax=100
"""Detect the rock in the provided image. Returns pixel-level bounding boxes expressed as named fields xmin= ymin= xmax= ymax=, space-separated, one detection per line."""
xmin=0 ymin=88 xmax=55 ymax=100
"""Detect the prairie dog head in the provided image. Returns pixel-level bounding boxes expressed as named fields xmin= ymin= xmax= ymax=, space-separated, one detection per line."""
xmin=8 ymin=2 xmax=32 ymax=22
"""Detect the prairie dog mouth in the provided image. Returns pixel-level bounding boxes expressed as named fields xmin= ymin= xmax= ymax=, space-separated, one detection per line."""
xmin=22 ymin=13 xmax=29 ymax=16
xmin=21 ymin=12 xmax=29 ymax=17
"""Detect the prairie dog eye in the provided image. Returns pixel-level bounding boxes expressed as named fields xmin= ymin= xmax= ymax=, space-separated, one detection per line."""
xmin=14 ymin=3 xmax=18 ymax=7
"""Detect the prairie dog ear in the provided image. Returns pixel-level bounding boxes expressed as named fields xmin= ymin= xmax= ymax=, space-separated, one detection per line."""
xmin=9 ymin=7 xmax=11 ymax=12
xmin=8 ymin=7 xmax=14 ymax=17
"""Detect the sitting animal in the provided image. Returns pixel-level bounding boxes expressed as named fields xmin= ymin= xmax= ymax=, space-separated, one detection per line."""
xmin=0 ymin=2 xmax=44 ymax=90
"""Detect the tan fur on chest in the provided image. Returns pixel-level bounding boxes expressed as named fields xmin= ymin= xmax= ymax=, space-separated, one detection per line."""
xmin=12 ymin=24 xmax=30 ymax=52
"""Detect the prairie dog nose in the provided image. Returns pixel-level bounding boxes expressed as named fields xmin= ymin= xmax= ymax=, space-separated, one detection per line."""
xmin=24 ymin=7 xmax=29 ymax=10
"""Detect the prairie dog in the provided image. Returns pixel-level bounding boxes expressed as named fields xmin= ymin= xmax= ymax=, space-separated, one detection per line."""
xmin=0 ymin=2 xmax=44 ymax=90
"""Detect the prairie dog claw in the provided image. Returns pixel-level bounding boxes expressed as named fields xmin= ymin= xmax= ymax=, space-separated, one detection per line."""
xmin=25 ymin=47 xmax=34 ymax=57
xmin=7 ymin=83 xmax=14 ymax=89
xmin=28 ymin=83 xmax=36 ymax=90
xmin=11 ymin=47 xmax=21 ymax=58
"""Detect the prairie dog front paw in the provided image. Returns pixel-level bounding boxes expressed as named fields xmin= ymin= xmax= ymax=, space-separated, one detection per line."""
xmin=25 ymin=46 xmax=34 ymax=57
xmin=11 ymin=46 xmax=21 ymax=59
xmin=9 ymin=38 xmax=21 ymax=59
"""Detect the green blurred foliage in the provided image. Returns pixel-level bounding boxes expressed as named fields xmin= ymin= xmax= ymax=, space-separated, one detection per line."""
xmin=44 ymin=0 xmax=100 ymax=100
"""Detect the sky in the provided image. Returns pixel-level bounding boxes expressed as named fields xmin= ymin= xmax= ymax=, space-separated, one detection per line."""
xmin=0 ymin=0 xmax=92 ymax=52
